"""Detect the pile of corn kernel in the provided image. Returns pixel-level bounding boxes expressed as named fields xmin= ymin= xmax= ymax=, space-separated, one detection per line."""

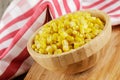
xmin=32 ymin=11 xmax=104 ymax=55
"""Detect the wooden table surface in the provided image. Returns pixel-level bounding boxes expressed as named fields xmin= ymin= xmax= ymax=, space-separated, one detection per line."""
xmin=24 ymin=26 xmax=120 ymax=80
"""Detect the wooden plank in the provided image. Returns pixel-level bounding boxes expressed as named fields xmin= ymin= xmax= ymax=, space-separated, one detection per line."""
xmin=24 ymin=26 xmax=120 ymax=80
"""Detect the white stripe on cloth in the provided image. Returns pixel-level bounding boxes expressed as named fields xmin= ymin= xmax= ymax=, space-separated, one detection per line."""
xmin=111 ymin=17 xmax=120 ymax=26
xmin=0 ymin=21 xmax=4 ymax=29
xmin=27 ymin=0 xmax=41 ymax=7
xmin=82 ymin=0 xmax=99 ymax=6
xmin=67 ymin=0 xmax=77 ymax=12
xmin=10 ymin=6 xmax=23 ymax=19
xmin=0 ymin=39 xmax=12 ymax=50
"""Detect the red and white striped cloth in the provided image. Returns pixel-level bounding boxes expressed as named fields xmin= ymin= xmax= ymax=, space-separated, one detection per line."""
xmin=0 ymin=0 xmax=120 ymax=79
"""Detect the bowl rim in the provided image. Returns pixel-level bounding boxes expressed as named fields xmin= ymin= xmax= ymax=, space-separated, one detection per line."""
xmin=27 ymin=9 xmax=110 ymax=58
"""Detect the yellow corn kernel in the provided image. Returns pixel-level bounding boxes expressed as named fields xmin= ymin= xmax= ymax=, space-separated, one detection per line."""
xmin=72 ymin=30 xmax=79 ymax=36
xmin=62 ymin=40 xmax=69 ymax=52
xmin=34 ymin=34 xmax=40 ymax=40
xmin=85 ymin=33 xmax=92 ymax=39
xmin=74 ymin=41 xmax=85 ymax=48
xmin=35 ymin=48 xmax=39 ymax=53
xmin=31 ymin=44 xmax=36 ymax=50
xmin=64 ymin=19 xmax=70 ymax=27
xmin=84 ymin=28 xmax=92 ymax=33
xmin=46 ymin=46 xmax=53 ymax=54
xmin=69 ymin=45 xmax=73 ymax=50
xmin=88 ymin=22 xmax=94 ymax=28
xmin=74 ymin=42 xmax=81 ymax=49
xmin=66 ymin=28 xmax=73 ymax=35
xmin=89 ymin=33 xmax=95 ymax=39
xmin=73 ymin=25 xmax=79 ymax=31
xmin=70 ymin=21 xmax=76 ymax=27
xmin=66 ymin=35 xmax=74 ymax=43
xmin=54 ymin=49 xmax=62 ymax=54
xmin=38 ymin=48 xmax=45 ymax=54
xmin=79 ymin=34 xmax=85 ymax=38
xmin=75 ymin=36 xmax=82 ymax=42
xmin=47 ymin=35 xmax=52 ymax=44
xmin=60 ymin=31 xmax=68 ymax=39
xmin=34 ymin=40 xmax=39 ymax=46
xmin=36 ymin=43 xmax=41 ymax=49
xmin=92 ymin=29 xmax=100 ymax=35
xmin=56 ymin=42 xmax=62 ymax=48
xmin=96 ymin=18 xmax=104 ymax=26
xmin=52 ymin=33 xmax=58 ymax=43
xmin=51 ymin=44 xmax=57 ymax=51
xmin=42 ymin=42 xmax=47 ymax=49
xmin=79 ymin=25 xmax=85 ymax=34
xmin=51 ymin=22 xmax=58 ymax=32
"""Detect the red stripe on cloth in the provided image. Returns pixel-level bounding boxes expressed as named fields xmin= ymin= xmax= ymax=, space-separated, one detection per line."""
xmin=0 ymin=48 xmax=29 ymax=80
xmin=107 ymin=6 xmax=120 ymax=13
xmin=99 ymin=0 xmax=118 ymax=10
xmin=82 ymin=0 xmax=104 ymax=9
xmin=52 ymin=0 xmax=62 ymax=16
xmin=0 ymin=30 xmax=19 ymax=43
xmin=0 ymin=2 xmax=47 ymax=59
xmin=110 ymin=14 xmax=120 ymax=17
xmin=74 ymin=0 xmax=81 ymax=10
xmin=63 ymin=0 xmax=71 ymax=13
xmin=0 ymin=48 xmax=6 ymax=56
xmin=0 ymin=2 xmax=40 ymax=33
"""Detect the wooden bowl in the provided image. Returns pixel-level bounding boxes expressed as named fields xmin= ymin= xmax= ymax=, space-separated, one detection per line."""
xmin=27 ymin=10 xmax=111 ymax=74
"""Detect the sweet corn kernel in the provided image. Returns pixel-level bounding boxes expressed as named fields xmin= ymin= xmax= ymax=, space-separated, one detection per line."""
xmin=56 ymin=42 xmax=62 ymax=48
xmin=47 ymin=35 xmax=52 ymax=44
xmin=62 ymin=40 xmax=70 ymax=52
xmin=32 ymin=11 xmax=104 ymax=55
xmin=52 ymin=33 xmax=58 ymax=43
xmin=66 ymin=28 xmax=73 ymax=35
xmin=51 ymin=44 xmax=57 ymax=51
xmin=54 ymin=49 xmax=62 ymax=54
xmin=74 ymin=42 xmax=82 ymax=49
xmin=66 ymin=35 xmax=74 ymax=43
xmin=70 ymin=21 xmax=76 ymax=27
xmin=60 ymin=31 xmax=68 ymax=39
xmin=46 ymin=46 xmax=53 ymax=54
xmin=32 ymin=44 xmax=36 ymax=50
xmin=38 ymin=48 xmax=45 ymax=54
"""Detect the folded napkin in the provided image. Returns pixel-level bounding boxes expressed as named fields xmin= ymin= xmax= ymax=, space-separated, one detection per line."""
xmin=0 ymin=0 xmax=120 ymax=79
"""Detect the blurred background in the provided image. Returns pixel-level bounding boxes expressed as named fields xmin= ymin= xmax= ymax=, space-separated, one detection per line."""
xmin=0 ymin=0 xmax=12 ymax=19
